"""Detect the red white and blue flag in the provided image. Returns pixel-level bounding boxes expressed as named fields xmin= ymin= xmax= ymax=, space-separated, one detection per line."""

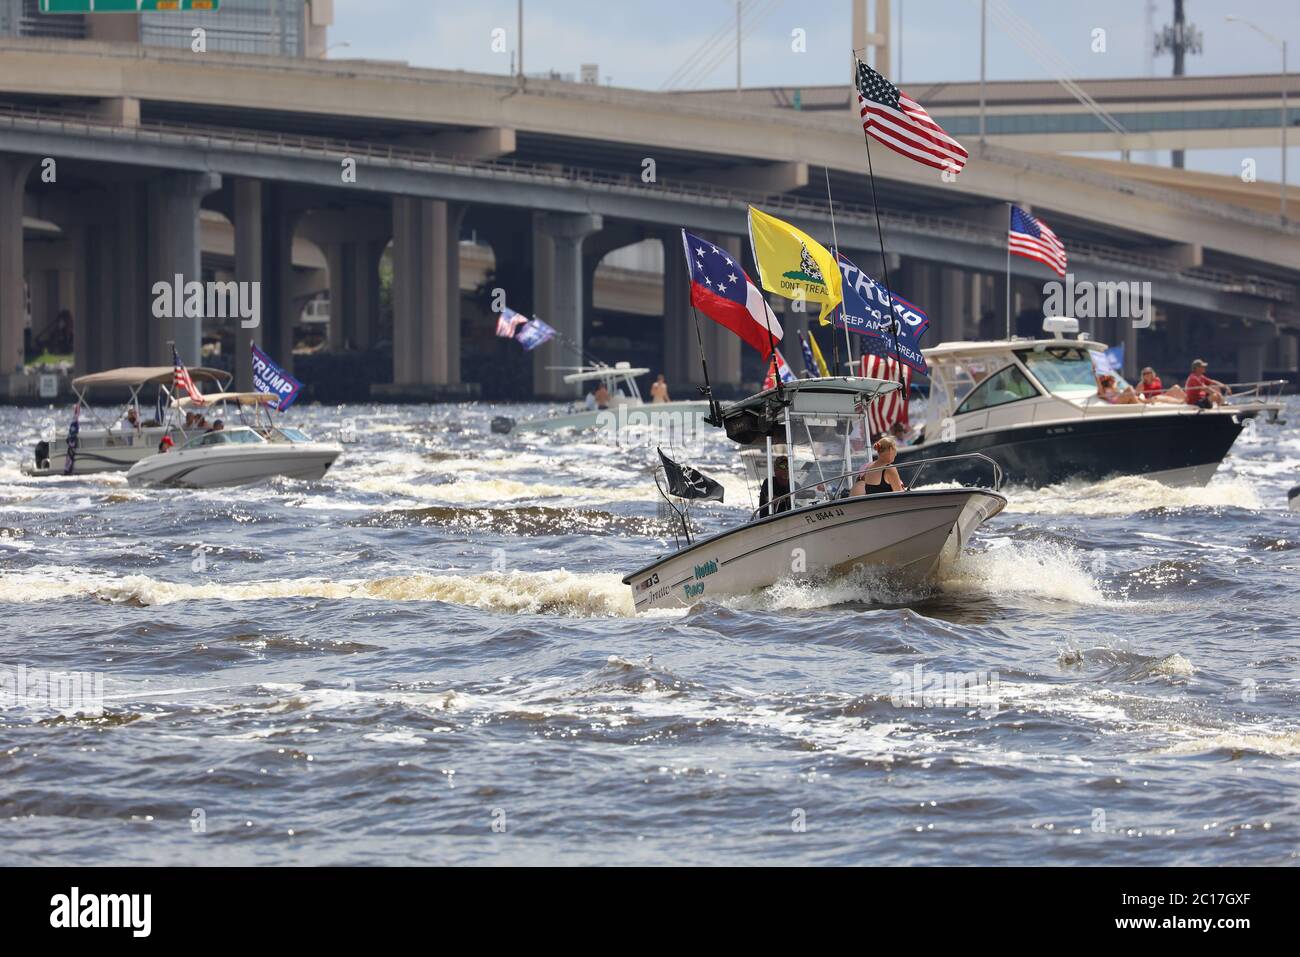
xmin=861 ymin=353 xmax=910 ymax=439
xmin=1009 ymin=205 xmax=1067 ymax=277
xmin=681 ymin=229 xmax=782 ymax=358
xmin=762 ymin=348 xmax=798 ymax=390
xmin=856 ymin=60 xmax=968 ymax=175
xmin=496 ymin=307 xmax=528 ymax=339
xmin=172 ymin=346 xmax=205 ymax=406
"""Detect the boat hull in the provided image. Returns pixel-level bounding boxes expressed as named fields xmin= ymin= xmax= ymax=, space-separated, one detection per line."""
xmin=126 ymin=443 xmax=342 ymax=488
xmin=896 ymin=409 xmax=1251 ymax=488
xmin=623 ymin=488 xmax=1005 ymax=613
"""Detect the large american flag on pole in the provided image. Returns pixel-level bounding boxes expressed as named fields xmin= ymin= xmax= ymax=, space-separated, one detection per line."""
xmin=861 ymin=353 xmax=910 ymax=439
xmin=172 ymin=345 xmax=205 ymax=406
xmin=856 ymin=60 xmax=968 ymax=174
xmin=1009 ymin=205 xmax=1068 ymax=277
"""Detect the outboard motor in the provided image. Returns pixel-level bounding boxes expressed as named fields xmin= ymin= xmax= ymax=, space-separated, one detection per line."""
xmin=34 ymin=441 xmax=50 ymax=471
xmin=490 ymin=416 xmax=515 ymax=435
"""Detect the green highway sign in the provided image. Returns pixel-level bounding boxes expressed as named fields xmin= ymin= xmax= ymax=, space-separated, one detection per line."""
xmin=39 ymin=0 xmax=219 ymax=12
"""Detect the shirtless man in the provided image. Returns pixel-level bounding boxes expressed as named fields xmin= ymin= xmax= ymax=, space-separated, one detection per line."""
xmin=649 ymin=374 xmax=670 ymax=404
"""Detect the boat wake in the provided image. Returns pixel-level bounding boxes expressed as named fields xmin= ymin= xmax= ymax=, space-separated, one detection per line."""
xmin=1006 ymin=474 xmax=1262 ymax=516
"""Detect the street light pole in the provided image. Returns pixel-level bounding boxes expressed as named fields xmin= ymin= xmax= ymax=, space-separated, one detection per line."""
xmin=1227 ymin=15 xmax=1289 ymax=223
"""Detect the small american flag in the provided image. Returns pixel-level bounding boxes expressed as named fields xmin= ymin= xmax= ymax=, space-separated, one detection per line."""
xmin=496 ymin=307 xmax=528 ymax=338
xmin=1009 ymin=205 xmax=1067 ymax=277
xmin=861 ymin=353 xmax=910 ymax=439
xmin=856 ymin=60 xmax=968 ymax=174
xmin=172 ymin=346 xmax=205 ymax=406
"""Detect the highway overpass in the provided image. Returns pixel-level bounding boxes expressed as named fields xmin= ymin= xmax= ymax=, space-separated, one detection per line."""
xmin=1 ymin=38 xmax=1297 ymax=399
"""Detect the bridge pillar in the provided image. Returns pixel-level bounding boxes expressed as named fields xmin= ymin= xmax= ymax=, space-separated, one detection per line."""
xmin=936 ymin=267 xmax=967 ymax=343
xmin=324 ymin=239 xmax=386 ymax=352
xmin=660 ymin=229 xmax=694 ymax=393
xmin=66 ymin=218 xmax=118 ymax=378
xmin=532 ymin=211 xmax=602 ymax=398
xmin=390 ymin=196 xmax=468 ymax=389
xmin=232 ymin=179 xmax=263 ymax=391
xmin=1235 ymin=323 xmax=1275 ymax=383
xmin=146 ymin=171 xmax=222 ymax=365
xmin=0 ymin=155 xmax=34 ymax=379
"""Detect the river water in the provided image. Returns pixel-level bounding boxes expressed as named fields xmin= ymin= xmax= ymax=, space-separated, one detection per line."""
xmin=1 ymin=399 xmax=1297 ymax=865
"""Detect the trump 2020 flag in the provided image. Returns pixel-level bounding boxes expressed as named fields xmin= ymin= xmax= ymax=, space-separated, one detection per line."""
xmin=251 ymin=343 xmax=303 ymax=411
xmin=835 ymin=253 xmax=930 ymax=375
xmin=515 ymin=318 xmax=556 ymax=352
xmin=681 ymin=229 xmax=781 ymax=358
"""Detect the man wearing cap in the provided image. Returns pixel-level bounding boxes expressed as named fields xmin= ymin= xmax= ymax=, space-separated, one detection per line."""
xmin=1184 ymin=359 xmax=1229 ymax=409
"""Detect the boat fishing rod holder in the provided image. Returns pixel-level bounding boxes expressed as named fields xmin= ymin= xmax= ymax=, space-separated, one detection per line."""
xmin=750 ymin=451 xmax=1004 ymax=521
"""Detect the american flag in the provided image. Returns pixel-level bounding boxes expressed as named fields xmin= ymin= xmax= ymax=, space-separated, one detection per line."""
xmin=496 ymin=307 xmax=528 ymax=338
xmin=861 ymin=353 xmax=910 ymax=439
xmin=172 ymin=346 xmax=205 ymax=406
xmin=856 ymin=60 xmax=968 ymax=174
xmin=1009 ymin=205 xmax=1067 ymax=277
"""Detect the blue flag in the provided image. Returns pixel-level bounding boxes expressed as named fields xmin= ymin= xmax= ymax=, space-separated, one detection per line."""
xmin=834 ymin=253 xmax=930 ymax=375
xmin=515 ymin=318 xmax=557 ymax=352
xmin=1092 ymin=343 xmax=1125 ymax=377
xmin=251 ymin=344 xmax=303 ymax=411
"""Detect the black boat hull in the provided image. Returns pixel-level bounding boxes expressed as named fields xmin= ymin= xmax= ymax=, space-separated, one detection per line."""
xmin=896 ymin=411 xmax=1250 ymax=488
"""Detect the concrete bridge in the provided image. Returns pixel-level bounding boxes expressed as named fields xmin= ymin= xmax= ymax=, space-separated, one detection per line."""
xmin=1 ymin=38 xmax=1297 ymax=400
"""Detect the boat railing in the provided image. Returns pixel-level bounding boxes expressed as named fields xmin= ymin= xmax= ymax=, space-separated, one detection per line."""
xmin=749 ymin=452 xmax=1003 ymax=521
xmin=1085 ymin=378 xmax=1287 ymax=414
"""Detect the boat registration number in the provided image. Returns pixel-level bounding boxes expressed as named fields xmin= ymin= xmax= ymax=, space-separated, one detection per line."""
xmin=635 ymin=573 xmax=660 ymax=592
xmin=804 ymin=507 xmax=845 ymax=525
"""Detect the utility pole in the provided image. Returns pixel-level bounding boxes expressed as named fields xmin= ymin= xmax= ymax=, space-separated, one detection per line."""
xmin=517 ymin=0 xmax=524 ymax=78
xmin=736 ymin=0 xmax=742 ymax=99
xmin=979 ymin=0 xmax=986 ymax=145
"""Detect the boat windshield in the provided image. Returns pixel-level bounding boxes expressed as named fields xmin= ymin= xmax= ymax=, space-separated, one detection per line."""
xmin=181 ymin=428 xmax=267 ymax=450
xmin=1018 ymin=347 xmax=1107 ymax=396
xmin=267 ymin=427 xmax=310 ymax=443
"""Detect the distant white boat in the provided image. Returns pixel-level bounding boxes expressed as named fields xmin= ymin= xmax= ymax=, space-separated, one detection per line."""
xmin=23 ymin=365 xmax=231 ymax=477
xmin=127 ymin=393 xmax=341 ymax=488
xmin=622 ymin=376 xmax=1006 ymax=613
xmin=492 ymin=363 xmax=712 ymax=436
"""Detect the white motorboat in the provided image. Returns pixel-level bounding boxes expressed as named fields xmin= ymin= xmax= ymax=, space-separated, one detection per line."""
xmin=491 ymin=362 xmax=712 ymax=438
xmin=23 ymin=365 xmax=231 ymax=477
xmin=126 ymin=393 xmax=342 ymax=488
xmin=894 ymin=318 xmax=1286 ymax=488
xmin=622 ymin=376 xmax=1006 ymax=613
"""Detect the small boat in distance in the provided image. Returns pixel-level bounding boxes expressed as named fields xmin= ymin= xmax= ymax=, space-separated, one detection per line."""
xmin=126 ymin=392 xmax=342 ymax=488
xmin=622 ymin=376 xmax=1006 ymax=613
xmin=23 ymin=365 xmax=231 ymax=477
xmin=491 ymin=362 xmax=712 ymax=436
xmin=893 ymin=317 xmax=1285 ymax=488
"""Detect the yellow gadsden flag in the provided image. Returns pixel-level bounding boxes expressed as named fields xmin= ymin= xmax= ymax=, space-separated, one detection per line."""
xmin=747 ymin=206 xmax=843 ymax=323
xmin=808 ymin=329 xmax=831 ymax=377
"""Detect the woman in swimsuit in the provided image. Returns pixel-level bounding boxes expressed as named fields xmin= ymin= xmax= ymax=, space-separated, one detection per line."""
xmin=850 ymin=435 xmax=904 ymax=496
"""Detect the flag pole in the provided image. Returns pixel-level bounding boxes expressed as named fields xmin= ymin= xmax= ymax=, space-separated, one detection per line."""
xmin=823 ymin=164 xmax=853 ymax=375
xmin=1005 ymin=203 xmax=1012 ymax=340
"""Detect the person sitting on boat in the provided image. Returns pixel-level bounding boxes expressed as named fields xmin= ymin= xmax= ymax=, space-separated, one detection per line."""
xmin=650 ymin=374 xmax=670 ymax=404
xmin=851 ymin=436 xmax=905 ymax=496
xmin=157 ymin=435 xmax=174 ymax=454
xmin=1096 ymin=373 xmax=1141 ymax=405
xmin=593 ymin=383 xmax=611 ymax=409
xmin=758 ymin=458 xmax=791 ymax=516
xmin=119 ymin=406 xmax=142 ymax=431
xmin=205 ymin=419 xmax=225 ymax=433
xmin=1184 ymin=359 xmax=1229 ymax=409
xmin=1135 ymin=367 xmax=1185 ymax=404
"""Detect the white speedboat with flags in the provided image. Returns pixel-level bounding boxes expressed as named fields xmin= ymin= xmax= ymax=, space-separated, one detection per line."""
xmin=623 ymin=208 xmax=1005 ymax=613
xmin=624 ymin=376 xmax=1006 ymax=613
xmin=126 ymin=392 xmax=341 ymax=488
xmin=23 ymin=361 xmax=230 ymax=477
xmin=892 ymin=317 xmax=1286 ymax=488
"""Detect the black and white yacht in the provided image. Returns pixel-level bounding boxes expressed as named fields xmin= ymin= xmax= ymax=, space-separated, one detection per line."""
xmin=894 ymin=318 xmax=1284 ymax=488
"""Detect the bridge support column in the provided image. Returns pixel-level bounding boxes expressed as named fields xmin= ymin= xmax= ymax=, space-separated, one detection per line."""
xmin=0 ymin=155 xmax=33 ymax=379
xmin=111 ymin=182 xmax=151 ymax=367
xmin=532 ymin=211 xmax=601 ymax=398
xmin=390 ymin=197 xmax=468 ymax=390
xmin=1236 ymin=324 xmax=1275 ymax=383
xmin=660 ymin=230 xmax=693 ymax=393
xmin=146 ymin=171 xmax=221 ymax=365
xmin=233 ymin=178 xmax=263 ymax=391
xmin=324 ymin=239 xmax=385 ymax=352
xmin=936 ymin=267 xmax=967 ymax=343
xmin=67 ymin=219 xmax=118 ymax=378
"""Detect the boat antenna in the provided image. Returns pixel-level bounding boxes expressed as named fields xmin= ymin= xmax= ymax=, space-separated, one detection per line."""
xmin=824 ymin=164 xmax=854 ymax=375
xmin=856 ymin=55 xmax=907 ymax=397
